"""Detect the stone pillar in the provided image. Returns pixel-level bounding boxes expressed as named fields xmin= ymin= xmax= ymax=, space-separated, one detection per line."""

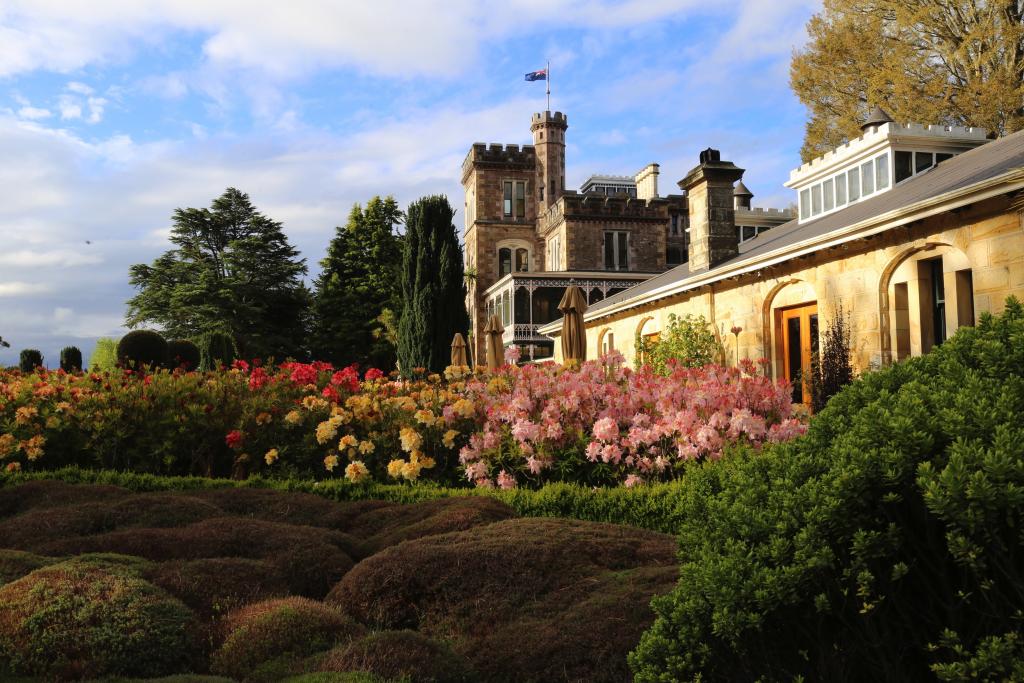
xmin=678 ymin=149 xmax=745 ymax=272
xmin=635 ymin=163 xmax=660 ymax=200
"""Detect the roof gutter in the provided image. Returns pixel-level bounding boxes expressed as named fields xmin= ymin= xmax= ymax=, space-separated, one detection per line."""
xmin=546 ymin=168 xmax=1024 ymax=330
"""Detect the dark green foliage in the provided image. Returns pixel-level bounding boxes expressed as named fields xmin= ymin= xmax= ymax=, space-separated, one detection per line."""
xmin=630 ymin=297 xmax=1024 ymax=681
xmin=316 ymin=630 xmax=470 ymax=683
xmin=0 ymin=562 xmax=198 ymax=679
xmin=117 ymin=330 xmax=168 ymax=370
xmin=311 ymin=197 xmax=404 ymax=370
xmin=811 ymin=301 xmax=854 ymax=412
xmin=166 ymin=339 xmax=201 ymax=371
xmin=59 ymin=346 xmax=82 ymax=372
xmin=0 ymin=549 xmax=58 ymax=587
xmin=211 ymin=597 xmax=365 ymax=682
xmin=196 ymin=331 xmax=236 ymax=370
xmin=329 ymin=518 xmax=677 ymax=682
xmin=634 ymin=313 xmax=723 ymax=373
xmin=17 ymin=349 xmax=42 ymax=372
xmin=126 ymin=188 xmax=311 ymax=361
xmin=396 ymin=196 xmax=469 ymax=376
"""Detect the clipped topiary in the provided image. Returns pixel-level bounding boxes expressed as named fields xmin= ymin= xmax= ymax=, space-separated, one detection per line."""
xmin=211 ymin=597 xmax=366 ymax=682
xmin=0 ymin=562 xmax=198 ymax=679
xmin=316 ymin=630 xmax=470 ymax=683
xmin=166 ymin=339 xmax=202 ymax=371
xmin=0 ymin=550 xmax=58 ymax=587
xmin=18 ymin=349 xmax=42 ymax=372
xmin=59 ymin=345 xmax=83 ymax=372
xmin=197 ymin=331 xmax=237 ymax=371
xmin=630 ymin=298 xmax=1024 ymax=682
xmin=117 ymin=330 xmax=168 ymax=370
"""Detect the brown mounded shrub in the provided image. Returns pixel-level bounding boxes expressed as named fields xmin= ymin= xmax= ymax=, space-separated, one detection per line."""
xmin=0 ymin=494 xmax=224 ymax=549
xmin=349 ymin=496 xmax=516 ymax=556
xmin=211 ymin=597 xmax=366 ymax=682
xmin=0 ymin=562 xmax=198 ymax=679
xmin=316 ymin=630 xmax=471 ymax=683
xmin=0 ymin=549 xmax=58 ymax=586
xmin=37 ymin=517 xmax=356 ymax=598
xmin=186 ymin=487 xmax=379 ymax=530
xmin=144 ymin=557 xmax=290 ymax=620
xmin=0 ymin=480 xmax=129 ymax=518
xmin=328 ymin=517 xmax=677 ymax=683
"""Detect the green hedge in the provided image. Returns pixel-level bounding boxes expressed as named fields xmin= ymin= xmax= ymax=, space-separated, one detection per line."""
xmin=0 ymin=465 xmax=697 ymax=534
xmin=629 ymin=298 xmax=1024 ymax=681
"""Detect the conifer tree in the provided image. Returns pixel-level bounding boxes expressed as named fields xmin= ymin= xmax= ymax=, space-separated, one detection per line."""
xmin=126 ymin=188 xmax=310 ymax=361
xmin=397 ymin=195 xmax=469 ymax=375
xmin=311 ymin=196 xmax=404 ymax=370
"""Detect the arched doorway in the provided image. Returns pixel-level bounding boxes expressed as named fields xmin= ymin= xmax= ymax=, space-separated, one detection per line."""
xmin=761 ymin=278 xmax=818 ymax=405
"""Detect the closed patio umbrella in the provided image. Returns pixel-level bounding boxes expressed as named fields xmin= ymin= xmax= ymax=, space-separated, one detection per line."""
xmin=484 ymin=315 xmax=505 ymax=370
xmin=450 ymin=332 xmax=469 ymax=367
xmin=558 ymin=285 xmax=589 ymax=365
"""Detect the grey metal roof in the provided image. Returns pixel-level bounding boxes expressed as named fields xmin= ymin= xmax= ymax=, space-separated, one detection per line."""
xmin=733 ymin=180 xmax=753 ymax=197
xmin=587 ymin=128 xmax=1024 ymax=316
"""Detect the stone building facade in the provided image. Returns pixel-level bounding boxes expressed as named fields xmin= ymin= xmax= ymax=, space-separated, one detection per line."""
xmin=461 ymin=111 xmax=790 ymax=362
xmin=540 ymin=111 xmax=1024 ymax=405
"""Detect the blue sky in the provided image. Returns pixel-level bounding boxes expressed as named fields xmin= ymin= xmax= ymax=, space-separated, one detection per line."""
xmin=0 ymin=0 xmax=818 ymax=367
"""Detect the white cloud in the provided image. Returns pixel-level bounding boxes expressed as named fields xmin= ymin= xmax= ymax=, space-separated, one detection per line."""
xmin=58 ymin=95 xmax=81 ymax=120
xmin=0 ymin=282 xmax=52 ymax=297
xmin=86 ymin=96 xmax=106 ymax=123
xmin=66 ymin=81 xmax=94 ymax=95
xmin=17 ymin=105 xmax=50 ymax=119
xmin=0 ymin=249 xmax=103 ymax=267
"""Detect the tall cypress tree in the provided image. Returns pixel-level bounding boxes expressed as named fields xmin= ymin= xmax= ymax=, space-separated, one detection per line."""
xmin=397 ymin=195 xmax=469 ymax=375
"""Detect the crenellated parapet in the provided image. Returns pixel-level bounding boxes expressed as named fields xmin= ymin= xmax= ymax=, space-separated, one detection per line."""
xmin=461 ymin=142 xmax=537 ymax=182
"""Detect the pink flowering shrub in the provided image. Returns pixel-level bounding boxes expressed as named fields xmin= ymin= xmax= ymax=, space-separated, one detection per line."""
xmin=454 ymin=352 xmax=805 ymax=488
xmin=0 ymin=353 xmax=805 ymax=487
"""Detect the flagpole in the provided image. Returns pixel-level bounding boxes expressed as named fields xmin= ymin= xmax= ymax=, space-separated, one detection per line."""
xmin=546 ymin=59 xmax=551 ymax=111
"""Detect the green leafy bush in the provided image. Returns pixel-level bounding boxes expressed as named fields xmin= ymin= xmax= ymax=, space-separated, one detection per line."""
xmin=17 ymin=349 xmax=42 ymax=373
xmin=634 ymin=313 xmax=723 ymax=373
xmin=59 ymin=346 xmax=83 ymax=372
xmin=167 ymin=339 xmax=202 ymax=371
xmin=630 ymin=298 xmax=1024 ymax=681
xmin=197 ymin=331 xmax=237 ymax=370
xmin=117 ymin=330 xmax=168 ymax=370
xmin=91 ymin=337 xmax=119 ymax=371
xmin=0 ymin=561 xmax=198 ymax=679
xmin=211 ymin=597 xmax=366 ymax=682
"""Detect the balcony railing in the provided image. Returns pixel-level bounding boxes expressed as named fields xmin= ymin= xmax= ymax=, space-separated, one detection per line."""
xmin=503 ymin=323 xmax=554 ymax=345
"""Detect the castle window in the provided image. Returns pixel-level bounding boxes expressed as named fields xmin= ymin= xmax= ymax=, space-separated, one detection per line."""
xmin=503 ymin=180 xmax=526 ymax=219
xmin=667 ymin=246 xmax=683 ymax=265
xmin=499 ymin=248 xmax=513 ymax=277
xmin=823 ymin=178 xmax=835 ymax=211
xmin=861 ymin=160 xmax=874 ymax=195
xmin=848 ymin=167 xmax=860 ymax=201
xmin=875 ymin=153 xmax=890 ymax=190
xmin=548 ymin=235 xmax=562 ymax=270
xmin=895 ymin=151 xmax=913 ymax=183
xmin=836 ymin=173 xmax=847 ymax=205
xmin=515 ymin=248 xmax=529 ymax=272
xmin=604 ymin=231 xmax=629 ymax=271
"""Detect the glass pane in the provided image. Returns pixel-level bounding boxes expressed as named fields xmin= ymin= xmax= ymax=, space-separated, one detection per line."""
xmin=618 ymin=232 xmax=628 ymax=270
xmin=743 ymin=225 xmax=757 ymax=240
xmin=811 ymin=184 xmax=822 ymax=215
xmin=800 ymin=189 xmax=810 ymax=219
xmin=515 ymin=248 xmax=529 ymax=272
xmin=931 ymin=259 xmax=946 ymax=345
xmin=810 ymin=314 xmax=819 ymax=354
xmin=823 ymin=178 xmax=834 ymax=211
xmin=499 ymin=248 xmax=512 ymax=277
xmin=915 ymin=151 xmax=933 ymax=173
xmin=787 ymin=316 xmax=802 ymax=404
xmin=835 ymin=174 xmax=847 ymax=205
xmin=936 ymin=153 xmax=953 ymax=164
xmin=861 ymin=161 xmax=874 ymax=195
xmin=848 ymin=168 xmax=860 ymax=201
xmin=503 ymin=182 xmax=512 ymax=216
xmin=876 ymin=153 xmax=889 ymax=189
xmin=604 ymin=233 xmax=615 ymax=270
xmin=515 ymin=182 xmax=525 ymax=217
xmin=895 ymin=151 xmax=913 ymax=182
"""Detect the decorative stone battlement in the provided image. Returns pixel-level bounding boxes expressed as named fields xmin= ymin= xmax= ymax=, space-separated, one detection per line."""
xmin=462 ymin=142 xmax=537 ymax=180
xmin=788 ymin=121 xmax=988 ymax=187
xmin=539 ymin=192 xmax=685 ymax=232
xmin=530 ymin=111 xmax=568 ymax=130
xmin=737 ymin=207 xmax=794 ymax=218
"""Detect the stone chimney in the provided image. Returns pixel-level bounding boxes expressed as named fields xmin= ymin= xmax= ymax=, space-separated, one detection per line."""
xmin=634 ymin=163 xmax=659 ymax=200
xmin=678 ymin=148 xmax=745 ymax=271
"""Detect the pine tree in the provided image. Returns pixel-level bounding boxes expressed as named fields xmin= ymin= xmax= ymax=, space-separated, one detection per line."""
xmin=311 ymin=196 xmax=404 ymax=370
xmin=397 ymin=195 xmax=469 ymax=375
xmin=126 ymin=188 xmax=310 ymax=361
xmin=791 ymin=0 xmax=1024 ymax=161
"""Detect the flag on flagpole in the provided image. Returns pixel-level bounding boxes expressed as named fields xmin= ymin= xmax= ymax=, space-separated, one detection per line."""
xmin=524 ymin=69 xmax=547 ymax=81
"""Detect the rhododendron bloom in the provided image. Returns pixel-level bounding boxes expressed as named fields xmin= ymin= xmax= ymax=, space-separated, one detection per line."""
xmin=624 ymin=474 xmax=643 ymax=487
xmin=497 ymin=470 xmax=516 ymax=489
xmin=324 ymin=454 xmax=339 ymax=471
xmin=593 ymin=416 xmax=618 ymax=442
xmin=504 ymin=345 xmax=521 ymax=364
xmin=387 ymin=459 xmax=406 ymax=478
xmin=443 ymin=429 xmax=459 ymax=448
xmin=358 ymin=440 xmax=375 ymax=454
xmin=284 ymin=410 xmax=302 ymax=425
xmin=264 ymin=448 xmax=279 ymax=465
xmin=345 ymin=460 xmax=370 ymax=483
xmin=399 ymin=427 xmax=422 ymax=453
xmin=225 ymin=430 xmax=244 ymax=449
xmin=364 ymin=368 xmax=384 ymax=381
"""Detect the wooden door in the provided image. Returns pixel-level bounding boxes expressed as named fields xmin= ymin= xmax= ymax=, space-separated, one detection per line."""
xmin=776 ymin=303 xmax=818 ymax=406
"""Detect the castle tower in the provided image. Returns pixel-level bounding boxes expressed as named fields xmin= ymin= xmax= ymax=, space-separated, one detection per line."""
xmin=531 ymin=111 xmax=568 ymax=213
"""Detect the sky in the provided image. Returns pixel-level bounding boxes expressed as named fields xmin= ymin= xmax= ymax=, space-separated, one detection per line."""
xmin=0 ymin=0 xmax=819 ymax=367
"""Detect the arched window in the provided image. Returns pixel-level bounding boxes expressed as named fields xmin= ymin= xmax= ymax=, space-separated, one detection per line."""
xmin=499 ymin=248 xmax=513 ymax=277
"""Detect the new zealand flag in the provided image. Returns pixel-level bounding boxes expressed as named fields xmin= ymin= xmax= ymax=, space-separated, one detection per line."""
xmin=524 ymin=69 xmax=547 ymax=81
